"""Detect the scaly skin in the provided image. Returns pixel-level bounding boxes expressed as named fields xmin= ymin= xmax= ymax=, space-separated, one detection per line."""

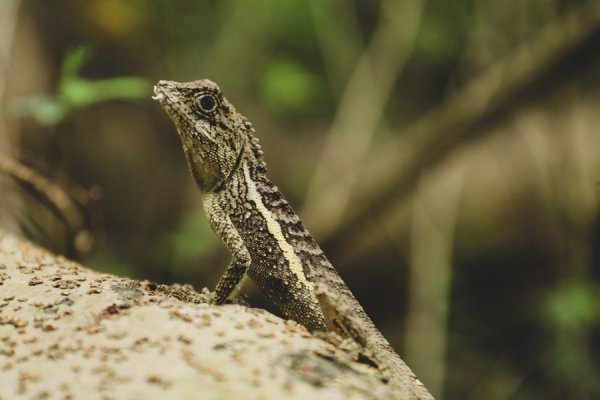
xmin=153 ymin=79 xmax=433 ymax=399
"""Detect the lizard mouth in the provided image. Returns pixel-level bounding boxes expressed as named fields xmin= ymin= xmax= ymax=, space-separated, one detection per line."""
xmin=151 ymin=85 xmax=165 ymax=101
xmin=153 ymin=80 xmax=177 ymax=101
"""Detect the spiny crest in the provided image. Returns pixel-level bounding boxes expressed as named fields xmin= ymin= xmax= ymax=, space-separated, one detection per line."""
xmin=238 ymin=115 xmax=267 ymax=173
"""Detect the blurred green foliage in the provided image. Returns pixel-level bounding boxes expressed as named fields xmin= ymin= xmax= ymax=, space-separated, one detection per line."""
xmin=11 ymin=46 xmax=150 ymax=125
xmin=544 ymin=282 xmax=600 ymax=330
xmin=261 ymin=57 xmax=323 ymax=112
xmin=160 ymin=210 xmax=220 ymax=274
xmin=542 ymin=282 xmax=600 ymax=395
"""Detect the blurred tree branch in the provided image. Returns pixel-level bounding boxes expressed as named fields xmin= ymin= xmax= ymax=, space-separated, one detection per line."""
xmin=403 ymin=164 xmax=467 ymax=397
xmin=0 ymin=157 xmax=98 ymax=258
xmin=309 ymin=0 xmax=363 ymax=95
xmin=302 ymin=0 xmax=426 ymax=232
xmin=307 ymin=1 xmax=600 ymax=252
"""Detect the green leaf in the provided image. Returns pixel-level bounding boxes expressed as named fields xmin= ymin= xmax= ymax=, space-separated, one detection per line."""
xmin=61 ymin=46 xmax=93 ymax=78
xmin=11 ymin=45 xmax=150 ymax=125
xmin=60 ymin=76 xmax=151 ymax=107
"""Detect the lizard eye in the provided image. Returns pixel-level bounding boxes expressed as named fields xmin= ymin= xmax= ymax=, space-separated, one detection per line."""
xmin=198 ymin=94 xmax=217 ymax=113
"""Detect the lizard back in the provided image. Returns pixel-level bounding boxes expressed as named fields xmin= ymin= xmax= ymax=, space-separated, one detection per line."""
xmin=205 ymin=148 xmax=375 ymax=336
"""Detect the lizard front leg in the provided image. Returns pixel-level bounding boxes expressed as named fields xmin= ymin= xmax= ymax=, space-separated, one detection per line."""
xmin=204 ymin=198 xmax=252 ymax=304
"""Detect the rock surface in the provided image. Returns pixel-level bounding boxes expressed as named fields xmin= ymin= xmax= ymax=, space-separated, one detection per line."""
xmin=0 ymin=231 xmax=404 ymax=399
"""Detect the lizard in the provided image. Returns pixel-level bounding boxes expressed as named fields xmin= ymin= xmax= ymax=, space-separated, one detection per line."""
xmin=153 ymin=79 xmax=433 ymax=399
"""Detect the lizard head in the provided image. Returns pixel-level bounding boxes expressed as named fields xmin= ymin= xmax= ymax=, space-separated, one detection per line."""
xmin=153 ymin=79 xmax=255 ymax=192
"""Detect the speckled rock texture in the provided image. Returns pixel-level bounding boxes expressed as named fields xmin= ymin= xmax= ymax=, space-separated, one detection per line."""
xmin=0 ymin=231 xmax=404 ymax=400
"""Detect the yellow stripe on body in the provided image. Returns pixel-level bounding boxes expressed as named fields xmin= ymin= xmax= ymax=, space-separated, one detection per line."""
xmin=243 ymin=163 xmax=314 ymax=292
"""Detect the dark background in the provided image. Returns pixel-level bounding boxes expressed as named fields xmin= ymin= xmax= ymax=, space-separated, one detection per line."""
xmin=1 ymin=1 xmax=599 ymax=398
